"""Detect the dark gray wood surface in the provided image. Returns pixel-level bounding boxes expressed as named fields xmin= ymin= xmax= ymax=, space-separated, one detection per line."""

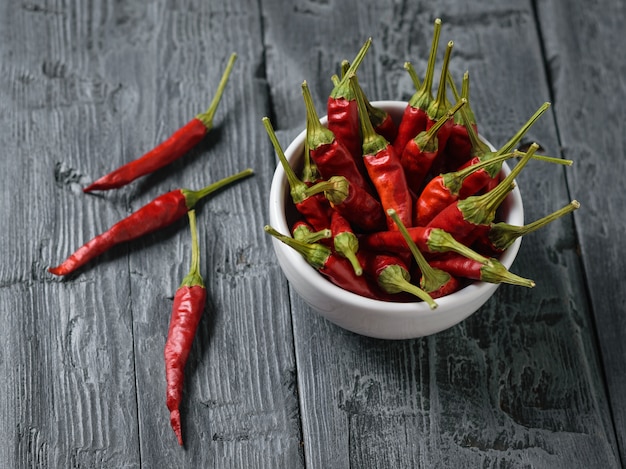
xmin=1 ymin=0 xmax=623 ymax=467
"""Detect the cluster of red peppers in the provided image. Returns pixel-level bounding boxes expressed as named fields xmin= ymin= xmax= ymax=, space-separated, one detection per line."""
xmin=265 ymin=21 xmax=579 ymax=307
xmin=47 ymin=53 xmax=253 ymax=446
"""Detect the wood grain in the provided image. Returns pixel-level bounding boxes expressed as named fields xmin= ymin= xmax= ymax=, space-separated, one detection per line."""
xmin=0 ymin=0 xmax=623 ymax=467
xmin=536 ymin=0 xmax=626 ymax=462
xmin=262 ymin=0 xmax=620 ymax=467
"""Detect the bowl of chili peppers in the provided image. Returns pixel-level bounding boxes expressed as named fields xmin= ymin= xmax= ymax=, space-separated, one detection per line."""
xmin=266 ymin=98 xmax=532 ymax=340
xmin=264 ymin=32 xmax=577 ymax=339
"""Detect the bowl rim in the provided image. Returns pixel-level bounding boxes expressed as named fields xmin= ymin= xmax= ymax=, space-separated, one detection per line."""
xmin=268 ymin=100 xmax=524 ymax=324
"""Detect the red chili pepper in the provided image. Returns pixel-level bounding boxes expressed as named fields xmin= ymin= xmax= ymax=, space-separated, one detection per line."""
xmin=302 ymin=81 xmax=372 ymax=194
xmin=352 ymin=74 xmax=413 ymax=231
xmin=164 ymin=210 xmax=206 ymax=446
xmin=393 ymin=18 xmax=442 ymax=156
xmin=400 ymin=98 xmax=465 ymax=194
xmin=417 ymin=103 xmax=551 ymax=226
xmin=303 ymin=175 xmax=386 ymax=233
xmin=443 ymin=71 xmax=477 ymax=170
xmin=264 ymin=225 xmax=389 ymax=301
xmin=327 ymin=38 xmax=372 ymax=162
xmin=388 ymin=209 xmax=460 ymax=299
xmin=359 ymin=251 xmax=438 ymax=308
xmin=263 ymin=117 xmax=331 ymax=231
xmin=84 ymin=54 xmax=237 ymax=192
xmin=415 ymin=151 xmax=518 ymax=226
xmin=424 ymin=41 xmax=455 ymax=158
xmin=292 ymin=220 xmax=332 ymax=245
xmin=48 ymin=169 xmax=253 ymax=276
xmin=473 ymin=200 xmax=580 ymax=256
xmin=330 ymin=210 xmax=363 ymax=276
xmin=429 ymin=253 xmax=535 ymax=287
xmin=359 ymin=225 xmax=486 ymax=261
xmin=426 ymin=144 xmax=538 ymax=244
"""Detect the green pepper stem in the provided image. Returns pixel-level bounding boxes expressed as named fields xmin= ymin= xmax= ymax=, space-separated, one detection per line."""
xmin=195 ymin=53 xmax=237 ymax=129
xmin=498 ymin=102 xmax=550 ymax=156
xmin=301 ymin=135 xmax=319 ymax=184
xmin=388 ymin=209 xmax=451 ymax=294
xmin=293 ymin=225 xmax=332 ymax=244
xmin=351 ymin=74 xmax=388 ymax=155
xmin=262 ymin=116 xmax=308 ymax=204
xmin=334 ymin=232 xmax=363 ymax=276
xmin=377 ymin=264 xmax=438 ymax=309
xmin=304 ymin=176 xmax=349 ymax=205
xmin=404 ymin=61 xmax=422 ymax=91
xmin=340 ymin=59 xmax=351 ymax=80
xmin=460 ymin=105 xmax=491 ymax=157
xmin=330 ymin=38 xmax=372 ymax=100
xmin=302 ymin=80 xmax=335 ymax=150
xmin=264 ymin=225 xmax=331 ymax=270
xmin=180 ymin=210 xmax=205 ymax=288
xmin=459 ymin=144 xmax=538 ymax=226
xmin=489 ymin=200 xmax=580 ymax=251
xmin=442 ymin=151 xmax=518 ymax=195
xmin=182 ymin=168 xmax=254 ymax=209
xmin=480 ymin=259 xmax=535 ymax=288
xmin=416 ymin=98 xmax=466 ymax=151
xmin=426 ymin=228 xmax=488 ymax=263
xmin=512 ymin=150 xmax=573 ymax=166
xmin=409 ymin=18 xmax=441 ymax=110
xmin=427 ymin=41 xmax=454 ymax=121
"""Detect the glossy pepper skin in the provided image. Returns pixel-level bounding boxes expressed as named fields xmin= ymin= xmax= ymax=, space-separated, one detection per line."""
xmin=48 ymin=169 xmax=253 ymax=276
xmin=84 ymin=54 xmax=237 ymax=192
xmin=352 ymin=74 xmax=413 ymax=231
xmin=264 ymin=225 xmax=388 ymax=301
xmin=426 ymin=144 xmax=537 ymax=244
xmin=393 ymin=19 xmax=441 ymax=157
xmin=263 ymin=116 xmax=331 ymax=231
xmin=417 ymin=103 xmax=551 ymax=226
xmin=327 ymin=38 xmax=372 ymax=162
xmin=304 ymin=176 xmax=386 ymax=233
xmin=164 ymin=210 xmax=206 ymax=446
xmin=302 ymin=81 xmax=372 ymax=195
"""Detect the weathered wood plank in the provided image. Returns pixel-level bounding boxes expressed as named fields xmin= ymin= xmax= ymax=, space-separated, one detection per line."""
xmin=261 ymin=0 xmax=619 ymax=467
xmin=0 ymin=0 xmax=304 ymax=467
xmin=535 ymin=0 xmax=626 ymax=462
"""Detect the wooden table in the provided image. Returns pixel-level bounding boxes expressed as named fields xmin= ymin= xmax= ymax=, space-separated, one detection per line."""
xmin=2 ymin=0 xmax=624 ymax=467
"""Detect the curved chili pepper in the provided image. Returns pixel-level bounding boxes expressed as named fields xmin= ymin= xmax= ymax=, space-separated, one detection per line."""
xmin=393 ymin=18 xmax=441 ymax=156
xmin=164 ymin=210 xmax=206 ymax=446
xmin=429 ymin=253 xmax=535 ymax=287
xmin=303 ymin=175 xmax=386 ymax=233
xmin=330 ymin=210 xmax=363 ymax=276
xmin=400 ymin=98 xmax=465 ymax=194
xmin=302 ymin=81 xmax=372 ymax=194
xmin=263 ymin=117 xmax=331 ymax=231
xmin=426 ymin=144 xmax=538 ymax=244
xmin=352 ymin=74 xmax=413 ymax=231
xmin=359 ymin=251 xmax=438 ymax=308
xmin=473 ymin=200 xmax=580 ymax=256
xmin=417 ymin=103 xmax=551 ymax=226
xmin=264 ymin=225 xmax=389 ymax=300
xmin=327 ymin=38 xmax=372 ymax=162
xmin=388 ymin=209 xmax=459 ymax=299
xmin=84 ymin=53 xmax=237 ymax=192
xmin=415 ymin=151 xmax=519 ymax=226
xmin=48 ymin=169 xmax=253 ymax=276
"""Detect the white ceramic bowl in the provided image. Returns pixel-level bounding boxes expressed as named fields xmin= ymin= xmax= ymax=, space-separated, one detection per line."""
xmin=268 ymin=101 xmax=523 ymax=340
